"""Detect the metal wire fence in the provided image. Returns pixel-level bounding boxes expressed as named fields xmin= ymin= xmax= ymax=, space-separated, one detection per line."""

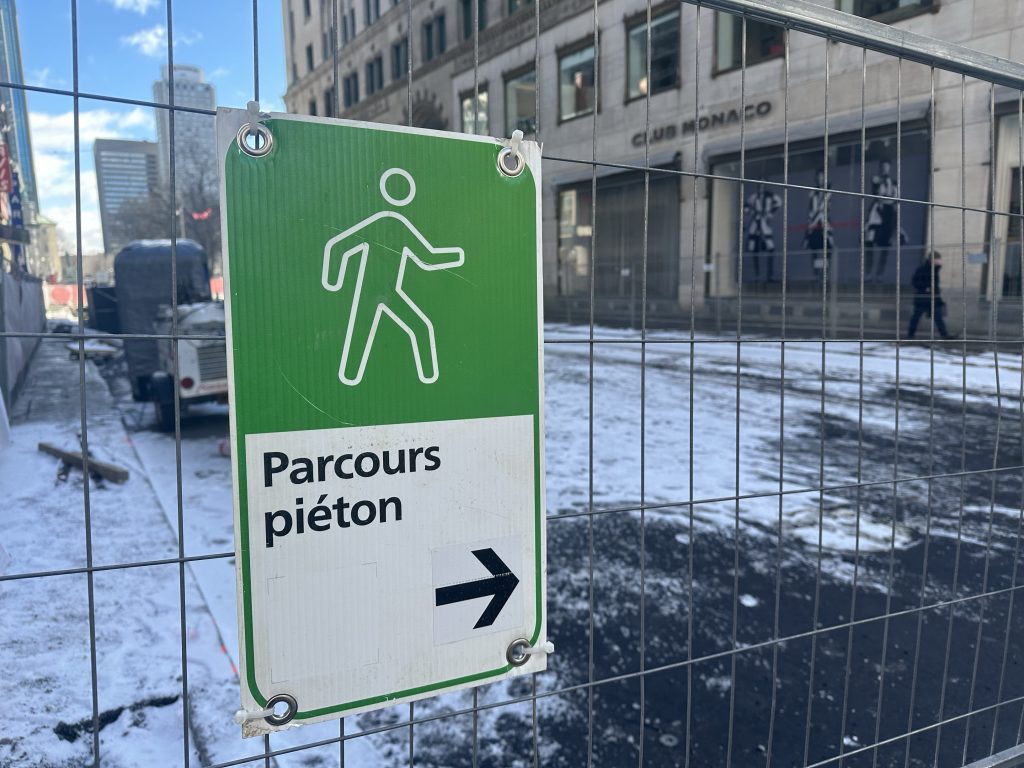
xmin=5 ymin=0 xmax=1024 ymax=766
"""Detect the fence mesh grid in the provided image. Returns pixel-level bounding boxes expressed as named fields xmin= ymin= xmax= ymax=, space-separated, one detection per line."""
xmin=5 ymin=0 xmax=1024 ymax=766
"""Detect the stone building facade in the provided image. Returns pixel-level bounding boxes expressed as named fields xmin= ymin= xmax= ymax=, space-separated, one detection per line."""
xmin=282 ymin=0 xmax=1024 ymax=336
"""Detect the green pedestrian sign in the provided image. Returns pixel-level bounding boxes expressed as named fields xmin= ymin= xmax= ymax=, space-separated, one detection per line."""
xmin=218 ymin=107 xmax=548 ymax=736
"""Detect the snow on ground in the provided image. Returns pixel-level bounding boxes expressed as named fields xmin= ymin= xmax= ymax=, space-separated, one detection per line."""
xmin=544 ymin=324 xmax=1022 ymax=552
xmin=0 ymin=346 xmax=210 ymax=767
xmin=127 ymin=407 xmax=384 ymax=767
xmin=4 ymin=326 xmax=1022 ymax=766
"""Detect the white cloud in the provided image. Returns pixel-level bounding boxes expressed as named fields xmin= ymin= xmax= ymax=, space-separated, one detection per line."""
xmin=121 ymin=24 xmax=203 ymax=58
xmin=28 ymin=67 xmax=67 ymax=90
xmin=105 ymin=0 xmax=158 ymax=13
xmin=30 ymin=107 xmax=152 ymax=153
xmin=122 ymin=24 xmax=166 ymax=57
xmin=29 ymin=108 xmax=154 ymax=254
xmin=48 ymin=201 xmax=104 ymax=255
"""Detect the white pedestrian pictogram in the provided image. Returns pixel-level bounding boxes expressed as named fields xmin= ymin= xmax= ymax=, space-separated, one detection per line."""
xmin=321 ymin=168 xmax=464 ymax=385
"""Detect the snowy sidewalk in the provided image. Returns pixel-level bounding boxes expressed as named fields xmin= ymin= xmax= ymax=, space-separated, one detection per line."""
xmin=0 ymin=340 xmax=237 ymax=767
xmin=3 ymin=340 xmax=386 ymax=767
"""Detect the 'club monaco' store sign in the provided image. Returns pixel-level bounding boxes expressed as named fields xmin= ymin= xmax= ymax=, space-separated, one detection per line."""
xmin=631 ymin=101 xmax=774 ymax=147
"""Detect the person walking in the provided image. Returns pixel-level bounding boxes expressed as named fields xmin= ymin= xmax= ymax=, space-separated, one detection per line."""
xmin=906 ymin=251 xmax=953 ymax=340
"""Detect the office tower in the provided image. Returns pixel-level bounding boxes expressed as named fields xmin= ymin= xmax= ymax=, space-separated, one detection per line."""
xmin=94 ymin=138 xmax=160 ymax=254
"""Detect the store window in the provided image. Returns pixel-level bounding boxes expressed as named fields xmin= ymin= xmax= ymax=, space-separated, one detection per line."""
xmin=707 ymin=127 xmax=930 ymax=292
xmin=626 ymin=8 xmax=680 ymax=99
xmin=460 ymin=89 xmax=489 ymax=135
xmin=837 ymin=0 xmax=934 ymax=21
xmin=714 ymin=14 xmax=784 ymax=73
xmin=556 ymin=169 xmax=679 ymax=299
xmin=558 ymin=43 xmax=596 ymax=122
xmin=1004 ymin=167 xmax=1022 ymax=297
xmin=504 ymin=68 xmax=536 ymax=136
xmin=461 ymin=0 xmax=486 ymax=40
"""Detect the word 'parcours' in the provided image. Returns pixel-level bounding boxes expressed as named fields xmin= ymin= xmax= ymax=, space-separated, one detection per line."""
xmin=263 ymin=446 xmax=441 ymax=487
xmin=260 ymin=446 xmax=442 ymax=548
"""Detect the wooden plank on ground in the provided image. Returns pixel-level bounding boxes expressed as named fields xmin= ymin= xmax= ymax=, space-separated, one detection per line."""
xmin=37 ymin=442 xmax=130 ymax=484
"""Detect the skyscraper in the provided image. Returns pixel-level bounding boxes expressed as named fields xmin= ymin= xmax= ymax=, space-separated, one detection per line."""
xmin=0 ymin=0 xmax=36 ymax=213
xmin=94 ymin=138 xmax=160 ymax=255
xmin=152 ymin=65 xmax=217 ymax=200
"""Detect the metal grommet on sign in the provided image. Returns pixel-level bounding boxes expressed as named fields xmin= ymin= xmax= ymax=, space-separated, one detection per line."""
xmin=497 ymin=147 xmax=525 ymax=178
xmin=236 ymin=122 xmax=274 ymax=157
xmin=264 ymin=693 xmax=297 ymax=726
xmin=498 ymin=128 xmax=525 ymax=177
xmin=506 ymin=638 xmax=531 ymax=666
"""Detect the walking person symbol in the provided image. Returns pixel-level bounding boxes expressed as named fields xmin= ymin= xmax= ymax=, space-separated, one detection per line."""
xmin=321 ymin=168 xmax=465 ymax=385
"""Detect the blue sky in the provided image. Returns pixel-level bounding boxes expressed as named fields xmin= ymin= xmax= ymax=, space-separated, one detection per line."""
xmin=18 ymin=0 xmax=287 ymax=252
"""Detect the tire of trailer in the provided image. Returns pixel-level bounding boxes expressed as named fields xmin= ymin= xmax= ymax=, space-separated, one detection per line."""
xmin=154 ymin=399 xmax=176 ymax=432
xmin=150 ymin=371 xmax=176 ymax=432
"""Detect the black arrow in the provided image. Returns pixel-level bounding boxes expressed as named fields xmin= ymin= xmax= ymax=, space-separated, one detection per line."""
xmin=434 ymin=548 xmax=520 ymax=629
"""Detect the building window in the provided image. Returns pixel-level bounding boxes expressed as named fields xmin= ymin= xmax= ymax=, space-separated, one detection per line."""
xmin=460 ymin=88 xmax=488 ymax=135
xmin=1003 ymin=167 xmax=1022 ymax=297
xmin=508 ymin=0 xmax=532 ymax=14
xmin=291 ymin=61 xmax=298 ymax=83
xmin=289 ymin=9 xmax=295 ymax=40
xmin=306 ymin=44 xmax=315 ymax=73
xmin=556 ymin=169 xmax=680 ymax=299
xmin=558 ymin=43 xmax=596 ymax=122
xmin=364 ymin=0 xmax=380 ymax=25
xmin=308 ymin=98 xmax=318 ymax=116
xmin=366 ymin=56 xmax=384 ymax=95
xmin=626 ymin=8 xmax=680 ymax=99
xmin=324 ymin=87 xmax=335 ymax=117
xmin=714 ymin=14 xmax=784 ymax=73
xmin=461 ymin=0 xmax=486 ymax=40
xmin=391 ymin=39 xmax=409 ymax=80
xmin=423 ymin=20 xmax=433 ymax=61
xmin=303 ymin=0 xmax=311 ymax=18
xmin=837 ymin=0 xmax=934 ymax=21
xmin=342 ymin=14 xmax=349 ymax=43
xmin=423 ymin=14 xmax=446 ymax=62
xmin=343 ymin=72 xmax=360 ymax=107
xmin=504 ymin=67 xmax=536 ymax=136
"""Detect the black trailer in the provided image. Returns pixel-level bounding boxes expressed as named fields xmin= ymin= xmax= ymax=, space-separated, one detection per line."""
xmin=113 ymin=239 xmax=212 ymax=403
